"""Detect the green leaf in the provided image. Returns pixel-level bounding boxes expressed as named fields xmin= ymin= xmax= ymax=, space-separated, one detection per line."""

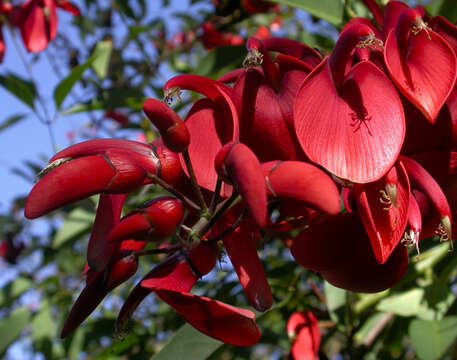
xmin=269 ymin=0 xmax=343 ymax=25
xmin=54 ymin=61 xmax=93 ymax=109
xmin=376 ymin=289 xmax=424 ymax=317
xmin=54 ymin=41 xmax=110 ymax=109
xmin=68 ymin=328 xmax=86 ymax=360
xmin=0 ymin=307 xmax=32 ymax=354
xmin=32 ymin=301 xmax=56 ymax=341
xmin=61 ymin=101 xmax=104 ymax=115
xmin=409 ymin=316 xmax=457 ymax=360
xmin=0 ymin=72 xmax=37 ymax=109
xmin=0 ymin=114 xmax=27 ymax=132
xmin=438 ymin=0 xmax=457 ymax=23
xmin=53 ymin=207 xmax=95 ymax=249
xmin=324 ymin=281 xmax=346 ymax=312
xmin=151 ymin=323 xmax=223 ymax=360
xmin=91 ymin=40 xmax=113 ymax=79
xmin=0 ymin=277 xmax=33 ymax=307
xmin=354 ymin=312 xmax=386 ymax=345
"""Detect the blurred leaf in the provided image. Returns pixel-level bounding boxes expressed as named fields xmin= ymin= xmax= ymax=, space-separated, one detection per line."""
xmin=114 ymin=0 xmax=135 ymax=18
xmin=94 ymin=333 xmax=140 ymax=359
xmin=0 ymin=307 xmax=31 ymax=355
xmin=437 ymin=0 xmax=457 ymax=23
xmin=54 ymin=60 xmax=94 ymax=109
xmin=324 ymin=281 xmax=346 ymax=312
xmin=152 ymin=323 xmax=223 ymax=360
xmin=270 ymin=0 xmax=343 ymax=25
xmin=409 ymin=316 xmax=457 ymax=360
xmin=0 ymin=277 xmax=33 ymax=307
xmin=0 ymin=114 xmax=27 ymax=132
xmin=32 ymin=301 xmax=56 ymax=341
xmin=53 ymin=207 xmax=95 ymax=249
xmin=92 ymin=40 xmax=113 ymax=79
xmin=413 ymin=242 xmax=450 ymax=273
xmin=68 ymin=327 xmax=85 ymax=360
xmin=0 ymin=72 xmax=37 ymax=109
xmin=61 ymin=101 xmax=104 ymax=115
xmin=354 ymin=312 xmax=386 ymax=346
xmin=426 ymin=0 xmax=445 ymax=16
xmin=55 ymin=41 xmax=111 ymax=109
xmin=376 ymin=289 xmax=424 ymax=317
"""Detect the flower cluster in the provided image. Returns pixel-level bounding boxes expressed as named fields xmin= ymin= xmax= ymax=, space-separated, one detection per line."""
xmin=25 ymin=0 xmax=457 ymax=348
xmin=0 ymin=0 xmax=80 ymax=61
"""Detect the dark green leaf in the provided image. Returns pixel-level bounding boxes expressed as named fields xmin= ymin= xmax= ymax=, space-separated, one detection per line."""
xmin=438 ymin=0 xmax=457 ymax=23
xmin=0 ymin=114 xmax=27 ymax=132
xmin=0 ymin=73 xmax=37 ymax=109
xmin=53 ymin=207 xmax=95 ymax=249
xmin=0 ymin=307 xmax=31 ymax=355
xmin=151 ymin=323 xmax=223 ymax=360
xmin=54 ymin=62 xmax=93 ymax=109
xmin=270 ymin=0 xmax=343 ymax=25
xmin=409 ymin=316 xmax=457 ymax=360
xmin=0 ymin=277 xmax=33 ymax=307
xmin=114 ymin=0 xmax=135 ymax=18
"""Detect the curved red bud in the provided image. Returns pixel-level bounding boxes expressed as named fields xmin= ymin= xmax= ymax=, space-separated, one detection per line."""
xmin=221 ymin=143 xmax=267 ymax=228
xmin=405 ymin=192 xmax=422 ymax=253
xmin=263 ymin=161 xmax=341 ymax=215
xmin=215 ymin=213 xmax=272 ymax=311
xmin=87 ymin=194 xmax=126 ymax=272
xmin=60 ymin=272 xmax=107 ymax=338
xmin=155 ymin=289 xmax=261 ymax=346
xmin=262 ymin=37 xmax=323 ymax=68
xmin=353 ymin=161 xmax=410 ymax=264
xmin=56 ymin=0 xmax=81 ymax=16
xmin=143 ymin=99 xmax=190 ymax=153
xmin=295 ymin=24 xmax=405 ymax=183
xmin=108 ymin=196 xmax=184 ymax=243
xmin=116 ymin=243 xmax=217 ymax=333
xmin=383 ymin=1 xmax=409 ymax=38
xmin=384 ymin=8 xmax=457 ymax=123
xmin=105 ymin=254 xmax=139 ymax=291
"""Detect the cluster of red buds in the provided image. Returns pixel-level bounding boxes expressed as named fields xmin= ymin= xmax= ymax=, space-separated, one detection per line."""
xmin=0 ymin=0 xmax=80 ymax=61
xmin=25 ymin=0 xmax=457 ymax=348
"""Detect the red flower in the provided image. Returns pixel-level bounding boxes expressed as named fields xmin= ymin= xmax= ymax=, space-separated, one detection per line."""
xmin=18 ymin=0 xmax=80 ymax=53
xmin=287 ymin=311 xmax=321 ymax=360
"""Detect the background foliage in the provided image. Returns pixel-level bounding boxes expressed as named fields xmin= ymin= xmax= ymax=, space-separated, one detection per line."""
xmin=1 ymin=0 xmax=457 ymax=359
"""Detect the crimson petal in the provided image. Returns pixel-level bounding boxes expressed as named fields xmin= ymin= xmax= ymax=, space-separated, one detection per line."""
xmin=295 ymin=24 xmax=405 ymax=183
xmin=353 ymin=161 xmax=410 ymax=264
xmin=384 ymin=8 xmax=457 ymax=123
xmin=155 ymin=289 xmax=260 ymax=346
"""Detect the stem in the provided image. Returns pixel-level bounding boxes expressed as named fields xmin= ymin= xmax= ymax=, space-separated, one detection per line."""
xmin=210 ymin=209 xmax=247 ymax=243
xmin=363 ymin=312 xmax=394 ymax=346
xmin=146 ymin=173 xmax=201 ymax=213
xmin=182 ymin=150 xmax=208 ymax=213
xmin=209 ymin=177 xmax=222 ymax=214
xmin=136 ymin=245 xmax=181 ymax=257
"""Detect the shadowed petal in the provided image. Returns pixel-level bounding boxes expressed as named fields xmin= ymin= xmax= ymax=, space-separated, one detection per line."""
xmin=155 ymin=289 xmax=261 ymax=346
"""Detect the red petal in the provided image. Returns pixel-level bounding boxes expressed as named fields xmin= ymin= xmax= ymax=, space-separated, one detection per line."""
xmin=263 ymin=161 xmax=341 ymax=215
xmin=295 ymin=59 xmax=405 ymax=183
xmin=287 ymin=311 xmax=321 ymax=360
xmin=219 ymin=216 xmax=272 ymax=311
xmin=224 ymin=143 xmax=267 ymax=228
xmin=116 ymin=243 xmax=216 ymax=333
xmin=56 ymin=0 xmax=80 ymax=16
xmin=384 ymin=9 xmax=457 ymax=123
xmin=353 ymin=161 xmax=410 ymax=263
xmin=87 ymin=194 xmax=126 ymax=271
xmin=60 ymin=272 xmax=107 ymax=338
xmin=25 ymin=155 xmax=116 ymax=219
xmin=155 ymin=290 xmax=261 ymax=346
xmin=20 ymin=0 xmax=50 ymax=52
